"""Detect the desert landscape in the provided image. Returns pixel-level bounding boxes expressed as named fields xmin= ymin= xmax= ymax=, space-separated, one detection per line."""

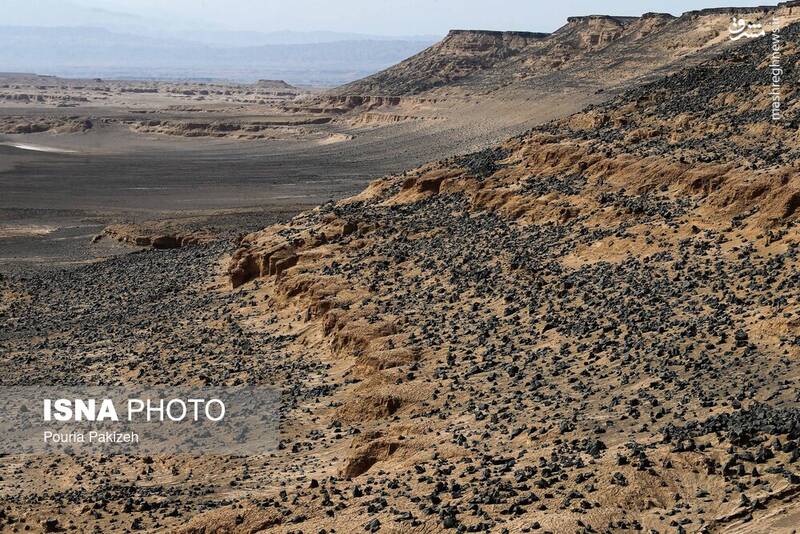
xmin=2 ymin=1 xmax=800 ymax=532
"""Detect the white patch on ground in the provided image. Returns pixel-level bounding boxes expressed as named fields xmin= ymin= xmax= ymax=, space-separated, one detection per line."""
xmin=0 ymin=225 xmax=57 ymax=238
xmin=0 ymin=142 xmax=77 ymax=153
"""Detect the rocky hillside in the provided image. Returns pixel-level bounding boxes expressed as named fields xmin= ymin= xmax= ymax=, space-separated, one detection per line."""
xmin=332 ymin=2 xmax=800 ymax=97
xmin=1 ymin=9 xmax=800 ymax=534
xmin=212 ymin=21 xmax=800 ymax=533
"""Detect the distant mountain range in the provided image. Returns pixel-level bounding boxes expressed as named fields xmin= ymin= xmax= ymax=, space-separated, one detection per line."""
xmin=164 ymin=30 xmax=442 ymax=47
xmin=1 ymin=0 xmax=177 ymax=33
xmin=0 ymin=0 xmax=439 ymax=85
xmin=0 ymin=26 xmax=438 ymax=86
xmin=2 ymin=0 xmax=438 ymax=43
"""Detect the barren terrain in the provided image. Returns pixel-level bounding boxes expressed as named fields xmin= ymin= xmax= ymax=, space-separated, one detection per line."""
xmin=1 ymin=3 xmax=800 ymax=534
xmin=4 ymin=3 xmax=800 ymax=269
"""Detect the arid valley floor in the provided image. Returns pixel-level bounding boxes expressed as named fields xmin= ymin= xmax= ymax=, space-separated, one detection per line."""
xmin=2 ymin=3 xmax=800 ymax=533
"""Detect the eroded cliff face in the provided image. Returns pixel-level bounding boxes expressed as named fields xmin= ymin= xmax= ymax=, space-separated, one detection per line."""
xmin=328 ymin=29 xmax=550 ymax=96
xmin=191 ymin=23 xmax=800 ymax=533
xmin=559 ymin=15 xmax=643 ymax=50
xmin=329 ymin=2 xmax=800 ymax=98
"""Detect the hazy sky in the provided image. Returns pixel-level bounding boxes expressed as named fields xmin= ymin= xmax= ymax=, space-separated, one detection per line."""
xmin=34 ymin=0 xmax=787 ymax=35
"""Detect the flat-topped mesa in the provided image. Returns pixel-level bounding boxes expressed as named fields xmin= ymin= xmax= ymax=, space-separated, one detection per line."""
xmin=682 ymin=1 xmax=800 ymax=17
xmin=640 ymin=12 xmax=677 ymax=19
xmin=565 ymin=15 xmax=640 ymax=24
xmin=254 ymin=79 xmax=297 ymax=90
xmin=446 ymin=29 xmax=550 ymax=39
xmin=442 ymin=29 xmax=549 ymax=53
xmin=438 ymin=29 xmax=550 ymax=53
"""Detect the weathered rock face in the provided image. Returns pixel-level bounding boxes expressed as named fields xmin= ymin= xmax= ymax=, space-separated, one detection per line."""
xmin=226 ymin=214 xmax=361 ymax=288
xmin=560 ymin=15 xmax=642 ymax=50
xmin=0 ymin=116 xmax=92 ymax=134
xmin=102 ymin=223 xmax=215 ymax=250
xmin=227 ymin=242 xmax=301 ymax=288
